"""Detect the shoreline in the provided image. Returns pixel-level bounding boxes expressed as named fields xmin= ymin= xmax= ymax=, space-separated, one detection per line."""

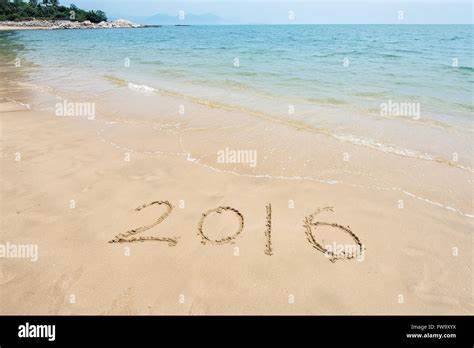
xmin=0 ymin=19 xmax=150 ymax=31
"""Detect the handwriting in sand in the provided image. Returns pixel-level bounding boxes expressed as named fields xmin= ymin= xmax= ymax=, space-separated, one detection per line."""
xmin=108 ymin=201 xmax=364 ymax=262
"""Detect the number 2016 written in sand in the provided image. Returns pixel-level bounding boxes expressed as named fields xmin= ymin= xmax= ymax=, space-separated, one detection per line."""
xmin=108 ymin=201 xmax=364 ymax=263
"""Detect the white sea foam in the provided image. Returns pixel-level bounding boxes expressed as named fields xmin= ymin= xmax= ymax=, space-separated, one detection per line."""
xmin=333 ymin=133 xmax=434 ymax=160
xmin=127 ymin=82 xmax=155 ymax=95
xmin=4 ymin=97 xmax=30 ymax=110
xmin=96 ymin=120 xmax=473 ymax=219
xmin=118 ymin=78 xmax=474 ymax=174
xmin=333 ymin=133 xmax=473 ymax=173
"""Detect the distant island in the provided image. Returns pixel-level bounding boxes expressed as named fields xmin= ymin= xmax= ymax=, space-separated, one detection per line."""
xmin=0 ymin=0 xmax=146 ymax=30
xmin=142 ymin=12 xmax=224 ymax=25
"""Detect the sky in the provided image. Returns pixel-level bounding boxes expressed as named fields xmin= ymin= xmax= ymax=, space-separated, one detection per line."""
xmin=61 ymin=1 xmax=473 ymax=24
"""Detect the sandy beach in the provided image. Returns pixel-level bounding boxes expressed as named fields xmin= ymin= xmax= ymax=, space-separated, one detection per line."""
xmin=0 ymin=77 xmax=472 ymax=315
xmin=0 ymin=23 xmax=473 ymax=315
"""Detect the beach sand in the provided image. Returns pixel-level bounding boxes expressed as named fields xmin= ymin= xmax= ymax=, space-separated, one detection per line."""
xmin=0 ymin=75 xmax=472 ymax=315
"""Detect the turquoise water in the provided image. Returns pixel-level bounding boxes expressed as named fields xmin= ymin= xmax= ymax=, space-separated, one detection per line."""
xmin=7 ymin=25 xmax=473 ymax=119
xmin=2 ymin=25 xmax=473 ymax=162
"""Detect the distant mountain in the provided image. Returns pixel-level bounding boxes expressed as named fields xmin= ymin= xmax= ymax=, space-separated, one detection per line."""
xmin=130 ymin=12 xmax=225 ymax=25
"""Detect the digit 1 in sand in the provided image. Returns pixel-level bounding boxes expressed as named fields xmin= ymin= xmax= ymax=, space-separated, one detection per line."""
xmin=265 ymin=203 xmax=273 ymax=256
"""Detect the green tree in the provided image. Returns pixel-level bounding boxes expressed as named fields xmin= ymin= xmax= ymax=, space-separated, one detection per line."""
xmin=0 ymin=0 xmax=108 ymax=22
xmin=85 ymin=9 xmax=106 ymax=23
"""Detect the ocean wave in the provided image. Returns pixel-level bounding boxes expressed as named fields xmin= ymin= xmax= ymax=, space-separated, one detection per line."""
xmin=440 ymin=36 xmax=464 ymax=41
xmin=392 ymin=48 xmax=422 ymax=54
xmin=1 ymin=96 xmax=30 ymax=110
xmin=304 ymin=97 xmax=348 ymax=105
xmin=95 ymin=119 xmax=474 ymax=219
xmin=237 ymin=71 xmax=280 ymax=78
xmin=333 ymin=133 xmax=434 ymax=160
xmin=127 ymin=82 xmax=155 ymax=94
xmin=103 ymin=75 xmax=128 ymax=86
xmin=366 ymin=106 xmax=459 ymax=130
xmin=377 ymin=53 xmax=402 ymax=59
xmin=353 ymin=91 xmax=387 ymax=98
xmin=457 ymin=66 xmax=474 ymax=72
xmin=219 ymin=78 xmax=256 ymax=91
xmin=310 ymin=50 xmax=363 ymax=58
xmin=310 ymin=52 xmax=340 ymax=58
xmin=141 ymin=60 xmax=164 ymax=66
xmin=102 ymin=75 xmax=473 ymax=174
xmin=332 ymin=133 xmax=473 ymax=173
xmin=452 ymin=101 xmax=474 ymax=112
xmin=442 ymin=65 xmax=474 ymax=76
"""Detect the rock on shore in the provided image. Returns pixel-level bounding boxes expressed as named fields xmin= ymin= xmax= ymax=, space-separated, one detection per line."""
xmin=0 ymin=19 xmax=140 ymax=30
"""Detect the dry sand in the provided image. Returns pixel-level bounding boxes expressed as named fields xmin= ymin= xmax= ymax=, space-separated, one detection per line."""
xmin=0 ymin=76 xmax=472 ymax=315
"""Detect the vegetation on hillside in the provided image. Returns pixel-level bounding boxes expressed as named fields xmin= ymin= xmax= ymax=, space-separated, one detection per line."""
xmin=0 ymin=0 xmax=107 ymax=23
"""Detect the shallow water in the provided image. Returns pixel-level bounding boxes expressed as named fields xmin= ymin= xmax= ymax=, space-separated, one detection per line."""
xmin=2 ymin=25 xmax=472 ymax=164
xmin=7 ymin=25 xmax=473 ymax=116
